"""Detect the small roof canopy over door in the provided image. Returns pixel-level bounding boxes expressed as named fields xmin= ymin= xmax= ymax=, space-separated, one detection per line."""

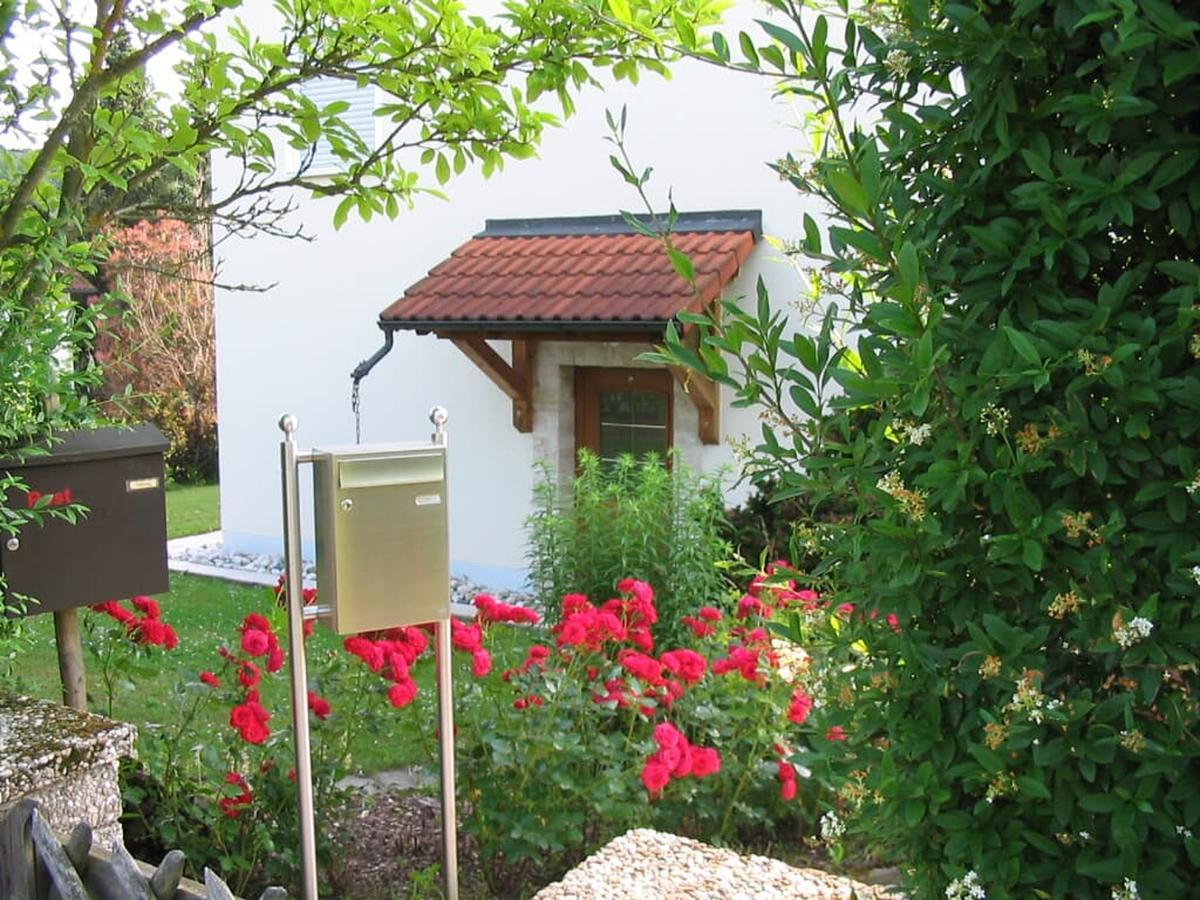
xmin=374 ymin=210 xmax=760 ymax=444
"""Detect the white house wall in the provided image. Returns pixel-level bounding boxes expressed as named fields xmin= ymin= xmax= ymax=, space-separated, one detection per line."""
xmin=213 ymin=2 xmax=820 ymax=590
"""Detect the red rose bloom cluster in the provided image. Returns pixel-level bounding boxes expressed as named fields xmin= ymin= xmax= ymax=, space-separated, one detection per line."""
xmin=230 ymin=689 xmax=271 ymax=745
xmin=307 ymin=690 xmax=332 ymax=720
xmin=27 ymin=487 xmax=72 ymax=508
xmin=502 ymin=644 xmax=550 ymax=682
xmin=89 ymin=596 xmax=179 ymax=649
xmin=788 ymin=688 xmax=814 ymax=725
xmin=712 ymin=626 xmax=779 ymax=687
xmin=778 ymin=758 xmax=799 ymax=800
xmin=219 ymin=771 xmax=254 ymax=818
xmin=218 ymin=612 xmax=288 ymax=744
xmin=450 ymin=618 xmax=494 ymax=681
xmin=640 ymin=722 xmax=721 ymax=796
xmin=343 ymin=625 xmax=430 ymax=708
xmin=736 ymin=561 xmax=821 ymax=620
xmin=240 ymin=612 xmax=285 ymax=673
xmin=554 ymin=580 xmax=658 ymax=654
xmin=681 ymin=605 xmax=722 ymax=638
xmin=474 ymin=594 xmax=541 ymax=625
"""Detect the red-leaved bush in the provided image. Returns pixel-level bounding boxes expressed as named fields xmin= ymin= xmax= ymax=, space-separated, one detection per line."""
xmin=101 ymin=218 xmax=216 ymax=481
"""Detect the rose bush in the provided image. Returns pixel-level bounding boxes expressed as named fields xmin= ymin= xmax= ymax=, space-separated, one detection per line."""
xmin=111 ymin=567 xmax=847 ymax=897
xmin=120 ymin=586 xmax=452 ymax=895
xmin=456 ymin=572 xmax=841 ymax=896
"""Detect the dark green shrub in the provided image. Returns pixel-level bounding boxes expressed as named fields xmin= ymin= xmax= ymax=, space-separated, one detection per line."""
xmin=723 ymin=479 xmax=801 ymax=566
xmin=526 ymin=451 xmax=732 ymax=644
xmin=652 ymin=2 xmax=1200 ymax=897
xmin=724 ymin=477 xmax=857 ymax=573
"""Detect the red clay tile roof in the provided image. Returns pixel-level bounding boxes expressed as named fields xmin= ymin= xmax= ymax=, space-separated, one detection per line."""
xmin=379 ymin=212 xmax=758 ymax=330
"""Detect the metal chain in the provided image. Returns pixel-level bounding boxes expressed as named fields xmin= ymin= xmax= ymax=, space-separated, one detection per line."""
xmin=351 ymin=380 xmax=362 ymax=445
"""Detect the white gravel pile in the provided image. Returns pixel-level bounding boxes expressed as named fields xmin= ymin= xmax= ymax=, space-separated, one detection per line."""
xmin=533 ymin=829 xmax=901 ymax=900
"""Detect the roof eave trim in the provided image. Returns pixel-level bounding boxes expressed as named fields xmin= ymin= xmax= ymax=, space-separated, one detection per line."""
xmin=477 ymin=209 xmax=763 ymax=239
xmin=378 ymin=317 xmax=671 ymax=334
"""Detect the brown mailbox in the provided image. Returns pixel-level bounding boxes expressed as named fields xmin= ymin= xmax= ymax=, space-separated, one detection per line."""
xmin=0 ymin=424 xmax=169 ymax=616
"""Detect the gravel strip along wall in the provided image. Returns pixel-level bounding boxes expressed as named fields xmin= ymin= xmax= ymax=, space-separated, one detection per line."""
xmin=0 ymin=693 xmax=136 ymax=846
xmin=533 ymin=829 xmax=901 ymax=900
xmin=168 ymin=539 xmax=532 ymax=607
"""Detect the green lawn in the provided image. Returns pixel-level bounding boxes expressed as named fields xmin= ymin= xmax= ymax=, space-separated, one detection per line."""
xmin=165 ymin=482 xmax=220 ymax=539
xmin=11 ymin=572 xmax=526 ymax=775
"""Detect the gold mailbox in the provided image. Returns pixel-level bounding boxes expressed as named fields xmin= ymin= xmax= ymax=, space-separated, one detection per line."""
xmin=312 ymin=443 xmax=450 ymax=634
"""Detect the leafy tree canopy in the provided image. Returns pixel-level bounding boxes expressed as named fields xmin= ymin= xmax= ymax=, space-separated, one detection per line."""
xmin=0 ymin=0 xmax=719 ymax=445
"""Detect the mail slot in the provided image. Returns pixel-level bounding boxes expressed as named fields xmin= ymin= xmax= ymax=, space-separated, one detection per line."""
xmin=1 ymin=424 xmax=169 ymax=616
xmin=312 ymin=442 xmax=450 ymax=634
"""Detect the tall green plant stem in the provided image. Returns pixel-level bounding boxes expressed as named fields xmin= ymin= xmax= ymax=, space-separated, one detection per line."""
xmin=717 ymin=685 xmax=775 ymax=842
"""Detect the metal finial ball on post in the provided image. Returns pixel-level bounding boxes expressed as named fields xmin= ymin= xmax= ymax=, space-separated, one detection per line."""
xmin=279 ymin=413 xmax=299 ymax=435
xmin=430 ymin=406 xmax=449 ymax=446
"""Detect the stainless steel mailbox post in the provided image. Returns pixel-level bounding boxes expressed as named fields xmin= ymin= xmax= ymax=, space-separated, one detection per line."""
xmin=278 ymin=408 xmax=457 ymax=900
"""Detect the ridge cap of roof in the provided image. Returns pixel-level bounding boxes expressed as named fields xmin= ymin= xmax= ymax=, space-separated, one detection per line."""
xmin=477 ymin=209 xmax=762 ymax=239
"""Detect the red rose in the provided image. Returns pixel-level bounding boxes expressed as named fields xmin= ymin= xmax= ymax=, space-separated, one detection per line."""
xmin=200 ymin=671 xmax=220 ymax=688
xmin=471 ymin=648 xmax=492 ymax=678
xmin=388 ymin=678 xmax=418 ymax=708
xmin=681 ymin=616 xmax=716 ymax=638
xmin=238 ymin=661 xmax=261 ymax=688
xmin=788 ymin=688 xmax=814 ymax=726
xmin=641 ymin=755 xmax=671 ymax=794
xmin=618 ymin=649 xmax=664 ymax=683
xmin=778 ymin=759 xmax=798 ymax=801
xmin=653 ymin=722 xmax=684 ymax=749
xmin=307 ymin=691 xmax=332 ymax=720
xmin=131 ymin=596 xmax=160 ymax=618
xmin=241 ymin=628 xmax=270 ymax=657
xmin=239 ymin=718 xmax=270 ymax=745
xmin=691 ymin=747 xmax=721 ymax=778
xmin=451 ymin=619 xmax=483 ymax=653
xmin=242 ymin=613 xmax=271 ymax=633
xmin=660 ymin=649 xmax=707 ymax=685
xmin=825 ymin=725 xmax=848 ymax=742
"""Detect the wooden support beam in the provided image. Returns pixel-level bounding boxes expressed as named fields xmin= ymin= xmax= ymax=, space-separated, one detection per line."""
xmin=448 ymin=336 xmax=536 ymax=433
xmin=510 ymin=339 xmax=535 ymax=432
xmin=669 ymin=365 xmax=720 ymax=445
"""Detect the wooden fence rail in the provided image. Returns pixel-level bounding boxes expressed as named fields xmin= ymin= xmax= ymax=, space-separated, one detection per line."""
xmin=0 ymin=799 xmax=285 ymax=900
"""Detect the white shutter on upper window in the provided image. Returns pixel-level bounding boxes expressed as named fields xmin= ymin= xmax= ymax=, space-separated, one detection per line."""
xmin=298 ymin=77 xmax=376 ymax=176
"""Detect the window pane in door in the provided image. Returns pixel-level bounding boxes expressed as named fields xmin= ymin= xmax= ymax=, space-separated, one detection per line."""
xmin=599 ymin=391 xmax=633 ymax=421
xmin=598 ymin=389 xmax=668 ymax=462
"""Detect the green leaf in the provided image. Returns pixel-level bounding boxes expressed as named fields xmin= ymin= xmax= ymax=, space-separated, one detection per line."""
xmin=757 ymin=19 xmax=806 ymax=57
xmin=738 ymin=31 xmax=760 ymax=68
xmin=606 ymin=0 xmax=632 ymax=24
xmin=826 ymin=169 xmax=869 ymax=216
xmin=1003 ymin=326 xmax=1041 ymax=366
xmin=667 ymin=248 xmax=695 ymax=283
xmin=333 ymin=196 xmax=354 ymax=230
xmin=1020 ymin=147 xmax=1054 ymax=180
xmin=1017 ymin=775 xmax=1051 ymax=800
xmin=802 ymin=213 xmax=821 ymax=252
xmin=897 ymin=241 xmax=919 ymax=286
xmin=1163 ymin=51 xmax=1200 ymax=86
xmin=1021 ymin=539 xmax=1044 ymax=571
